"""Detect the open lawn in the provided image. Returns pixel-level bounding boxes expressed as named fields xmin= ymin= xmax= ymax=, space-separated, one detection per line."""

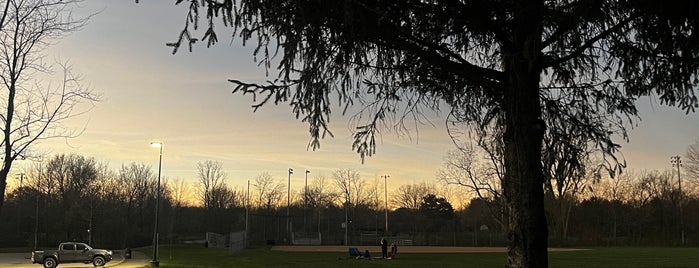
xmin=141 ymin=245 xmax=699 ymax=268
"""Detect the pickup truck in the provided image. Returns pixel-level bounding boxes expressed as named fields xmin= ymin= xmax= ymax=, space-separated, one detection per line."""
xmin=31 ymin=242 xmax=113 ymax=268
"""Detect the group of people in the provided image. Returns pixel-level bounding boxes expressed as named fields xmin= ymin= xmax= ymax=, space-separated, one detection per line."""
xmin=354 ymin=238 xmax=398 ymax=260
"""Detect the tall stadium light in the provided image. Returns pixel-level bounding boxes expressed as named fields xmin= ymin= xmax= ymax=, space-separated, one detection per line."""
xmin=287 ymin=168 xmax=293 ymax=243
xmin=150 ymin=142 xmax=163 ymax=267
xmin=305 ymin=170 xmax=310 ymax=235
xmin=671 ymin=155 xmax=685 ymax=246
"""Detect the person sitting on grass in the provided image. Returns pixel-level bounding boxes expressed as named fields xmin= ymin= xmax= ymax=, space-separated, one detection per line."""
xmin=363 ymin=250 xmax=371 ymax=260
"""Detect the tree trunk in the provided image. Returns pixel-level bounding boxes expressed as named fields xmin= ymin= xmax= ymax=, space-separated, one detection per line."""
xmin=502 ymin=1 xmax=548 ymax=267
xmin=0 ymin=176 xmax=6 ymax=218
xmin=0 ymin=162 xmax=11 ymax=218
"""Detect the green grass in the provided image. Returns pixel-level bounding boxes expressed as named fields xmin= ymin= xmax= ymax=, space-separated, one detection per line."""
xmin=550 ymin=247 xmax=699 ymax=268
xmin=136 ymin=245 xmax=699 ymax=268
xmin=3 ymin=244 xmax=697 ymax=267
xmin=143 ymin=245 xmax=505 ymax=268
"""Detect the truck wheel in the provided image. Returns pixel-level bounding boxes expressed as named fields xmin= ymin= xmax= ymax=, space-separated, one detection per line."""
xmin=92 ymin=256 xmax=106 ymax=267
xmin=43 ymin=257 xmax=57 ymax=268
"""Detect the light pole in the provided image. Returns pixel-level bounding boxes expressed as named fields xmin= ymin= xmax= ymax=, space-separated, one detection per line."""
xmin=287 ymin=168 xmax=293 ymax=243
xmin=150 ymin=142 xmax=163 ymax=267
xmin=245 ymin=179 xmax=250 ymax=248
xmin=382 ymin=175 xmax=389 ymax=234
xmin=304 ymin=170 xmax=310 ymax=236
xmin=34 ymin=173 xmax=40 ymax=250
xmin=671 ymin=155 xmax=685 ymax=246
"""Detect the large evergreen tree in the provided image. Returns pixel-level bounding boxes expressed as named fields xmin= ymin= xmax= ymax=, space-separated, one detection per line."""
xmin=164 ymin=1 xmax=698 ymax=267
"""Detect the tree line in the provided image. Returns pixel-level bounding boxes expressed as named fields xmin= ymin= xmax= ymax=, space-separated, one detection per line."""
xmin=0 ymin=155 xmax=461 ymax=248
xmin=2 ymin=140 xmax=699 ymax=248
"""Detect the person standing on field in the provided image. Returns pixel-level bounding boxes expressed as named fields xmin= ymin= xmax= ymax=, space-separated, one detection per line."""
xmin=381 ymin=238 xmax=388 ymax=258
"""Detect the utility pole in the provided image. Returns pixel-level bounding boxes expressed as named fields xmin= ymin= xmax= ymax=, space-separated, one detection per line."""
xmin=671 ymin=155 xmax=685 ymax=246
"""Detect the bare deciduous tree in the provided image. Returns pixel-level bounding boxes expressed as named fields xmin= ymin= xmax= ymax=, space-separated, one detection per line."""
xmin=208 ymin=184 xmax=242 ymax=210
xmin=196 ymin=160 xmax=226 ymax=209
xmin=686 ymin=139 xmax=699 ymax=181
xmin=118 ymin=162 xmax=156 ymax=223
xmin=333 ymin=169 xmax=374 ymax=207
xmin=170 ymin=178 xmax=195 ymax=208
xmin=437 ymin=146 xmax=501 ymax=199
xmin=0 ymin=0 xmax=100 ymax=217
xmin=437 ymin=146 xmax=506 ymax=230
xmin=44 ymin=154 xmax=101 ymax=238
xmin=438 ymin=184 xmax=471 ymax=210
xmin=628 ymin=170 xmax=675 ymax=208
xmin=252 ymin=172 xmax=284 ymax=209
xmin=590 ymin=172 xmax=633 ymax=204
xmin=121 ymin=163 xmax=155 ymax=198
xmin=46 ymin=154 xmax=99 ymax=203
xmin=306 ymin=175 xmax=339 ymax=209
xmin=391 ymin=182 xmax=435 ymax=209
xmin=588 ymin=171 xmax=634 ymax=241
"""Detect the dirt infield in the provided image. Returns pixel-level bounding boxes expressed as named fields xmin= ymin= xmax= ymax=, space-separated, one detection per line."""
xmin=272 ymin=245 xmax=584 ymax=253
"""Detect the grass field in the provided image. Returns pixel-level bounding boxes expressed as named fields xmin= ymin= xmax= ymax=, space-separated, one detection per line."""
xmin=143 ymin=245 xmax=699 ymax=268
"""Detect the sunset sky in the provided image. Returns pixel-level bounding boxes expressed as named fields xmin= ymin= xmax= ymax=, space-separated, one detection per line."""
xmin=9 ymin=1 xmax=699 ymax=196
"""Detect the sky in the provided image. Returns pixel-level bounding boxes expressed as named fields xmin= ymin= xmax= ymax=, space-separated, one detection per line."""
xmin=8 ymin=1 xmax=699 ymax=195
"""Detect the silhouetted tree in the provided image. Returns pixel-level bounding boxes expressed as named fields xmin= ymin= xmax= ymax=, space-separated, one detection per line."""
xmin=163 ymin=1 xmax=698 ymax=266
xmin=170 ymin=178 xmax=196 ymax=208
xmin=437 ymin=147 xmax=500 ymax=198
xmin=589 ymin=172 xmax=634 ymax=243
xmin=306 ymin=175 xmax=340 ymax=209
xmin=417 ymin=193 xmax=455 ymax=242
xmin=333 ymin=169 xmax=373 ymax=207
xmin=0 ymin=0 xmax=99 ymax=218
xmin=118 ymin=162 xmax=156 ymax=245
xmin=420 ymin=194 xmax=454 ymax=221
xmin=392 ymin=182 xmax=435 ymax=209
xmin=43 ymin=154 xmax=100 ymax=240
xmin=304 ymin=175 xmax=340 ymax=234
xmin=686 ymin=139 xmax=699 ymax=180
xmin=197 ymin=160 xmax=228 ymax=209
xmin=252 ymin=172 xmax=285 ymax=209
xmin=5 ymin=152 xmax=699 ymax=248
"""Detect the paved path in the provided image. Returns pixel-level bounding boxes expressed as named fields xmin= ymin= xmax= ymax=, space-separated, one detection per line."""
xmin=0 ymin=251 xmax=150 ymax=268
